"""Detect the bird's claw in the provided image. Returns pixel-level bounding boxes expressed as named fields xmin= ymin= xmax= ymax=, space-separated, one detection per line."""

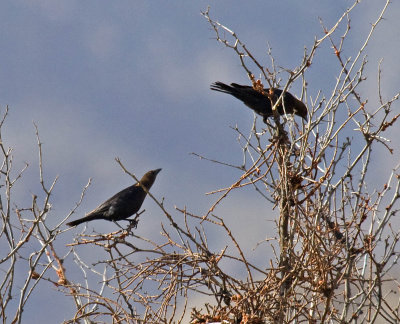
xmin=128 ymin=218 xmax=139 ymax=229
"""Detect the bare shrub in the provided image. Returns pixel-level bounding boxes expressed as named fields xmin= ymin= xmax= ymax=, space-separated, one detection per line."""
xmin=2 ymin=1 xmax=400 ymax=323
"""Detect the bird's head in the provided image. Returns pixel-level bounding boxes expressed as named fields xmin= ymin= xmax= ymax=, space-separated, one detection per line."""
xmin=150 ymin=168 xmax=162 ymax=177
xmin=140 ymin=168 xmax=162 ymax=189
xmin=293 ymin=99 xmax=308 ymax=121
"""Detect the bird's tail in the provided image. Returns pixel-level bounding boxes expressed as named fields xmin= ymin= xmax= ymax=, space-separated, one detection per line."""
xmin=210 ymin=82 xmax=237 ymax=95
xmin=66 ymin=213 xmax=104 ymax=227
xmin=210 ymin=82 xmax=256 ymax=106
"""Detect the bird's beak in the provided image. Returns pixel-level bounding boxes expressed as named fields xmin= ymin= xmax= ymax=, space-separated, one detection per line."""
xmin=153 ymin=168 xmax=162 ymax=174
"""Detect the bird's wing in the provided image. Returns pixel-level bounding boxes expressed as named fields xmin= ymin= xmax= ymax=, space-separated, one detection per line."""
xmin=93 ymin=185 xmax=147 ymax=221
xmin=211 ymin=82 xmax=272 ymax=117
xmin=85 ymin=185 xmax=137 ymax=217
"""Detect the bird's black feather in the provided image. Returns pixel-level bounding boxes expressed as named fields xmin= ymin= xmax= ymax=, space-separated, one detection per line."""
xmin=67 ymin=168 xmax=161 ymax=227
xmin=211 ymin=82 xmax=307 ymax=121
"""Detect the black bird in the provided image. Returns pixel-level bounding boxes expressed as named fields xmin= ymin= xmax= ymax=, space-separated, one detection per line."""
xmin=210 ymin=82 xmax=308 ymax=122
xmin=66 ymin=169 xmax=162 ymax=227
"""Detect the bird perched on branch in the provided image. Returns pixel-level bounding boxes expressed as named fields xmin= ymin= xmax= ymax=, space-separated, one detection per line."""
xmin=210 ymin=82 xmax=308 ymax=122
xmin=66 ymin=168 xmax=162 ymax=227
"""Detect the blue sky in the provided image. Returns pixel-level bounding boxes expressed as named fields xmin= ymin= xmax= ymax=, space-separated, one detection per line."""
xmin=1 ymin=1 xmax=399 ymax=322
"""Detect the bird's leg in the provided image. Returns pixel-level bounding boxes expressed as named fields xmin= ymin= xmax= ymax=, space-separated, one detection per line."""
xmin=263 ymin=117 xmax=278 ymax=130
xmin=113 ymin=220 xmax=125 ymax=230
xmin=128 ymin=218 xmax=139 ymax=229
xmin=127 ymin=209 xmax=146 ymax=229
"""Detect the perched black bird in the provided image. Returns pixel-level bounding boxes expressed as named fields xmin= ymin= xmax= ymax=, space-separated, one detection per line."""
xmin=66 ymin=169 xmax=162 ymax=227
xmin=210 ymin=82 xmax=308 ymax=122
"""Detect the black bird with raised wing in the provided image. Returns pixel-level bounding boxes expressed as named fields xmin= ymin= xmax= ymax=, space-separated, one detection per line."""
xmin=67 ymin=168 xmax=162 ymax=227
xmin=210 ymin=82 xmax=307 ymax=122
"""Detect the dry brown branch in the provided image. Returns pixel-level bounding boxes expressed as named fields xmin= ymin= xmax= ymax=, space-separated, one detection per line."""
xmin=63 ymin=2 xmax=400 ymax=321
xmin=0 ymin=111 xmax=90 ymax=324
xmin=2 ymin=1 xmax=399 ymax=323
